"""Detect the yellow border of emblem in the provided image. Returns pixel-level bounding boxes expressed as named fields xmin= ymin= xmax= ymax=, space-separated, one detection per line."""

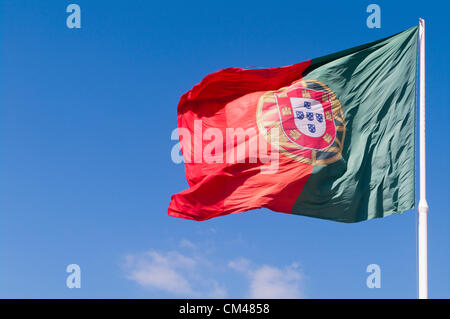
xmin=256 ymin=79 xmax=346 ymax=165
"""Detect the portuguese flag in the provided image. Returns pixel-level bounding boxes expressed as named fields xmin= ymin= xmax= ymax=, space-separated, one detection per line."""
xmin=168 ymin=26 xmax=418 ymax=222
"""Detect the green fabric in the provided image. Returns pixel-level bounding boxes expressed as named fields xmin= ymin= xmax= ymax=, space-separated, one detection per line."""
xmin=292 ymin=26 xmax=418 ymax=222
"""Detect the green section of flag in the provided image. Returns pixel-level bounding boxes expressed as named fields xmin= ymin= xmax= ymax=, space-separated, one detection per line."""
xmin=292 ymin=26 xmax=418 ymax=222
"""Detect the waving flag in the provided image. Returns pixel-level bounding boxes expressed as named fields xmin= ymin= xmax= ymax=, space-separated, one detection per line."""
xmin=169 ymin=26 xmax=418 ymax=222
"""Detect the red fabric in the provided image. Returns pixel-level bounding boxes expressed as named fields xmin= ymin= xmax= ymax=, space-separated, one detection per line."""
xmin=168 ymin=62 xmax=313 ymax=221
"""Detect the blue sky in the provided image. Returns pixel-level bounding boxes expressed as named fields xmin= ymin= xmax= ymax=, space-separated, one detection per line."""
xmin=0 ymin=0 xmax=449 ymax=298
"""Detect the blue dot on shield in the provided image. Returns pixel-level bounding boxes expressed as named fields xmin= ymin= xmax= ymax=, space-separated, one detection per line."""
xmin=308 ymin=124 xmax=316 ymax=133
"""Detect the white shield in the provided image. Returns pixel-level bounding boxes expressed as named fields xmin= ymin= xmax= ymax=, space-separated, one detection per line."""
xmin=290 ymin=97 xmax=326 ymax=138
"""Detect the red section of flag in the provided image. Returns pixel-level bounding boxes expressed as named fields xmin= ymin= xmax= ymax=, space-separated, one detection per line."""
xmin=168 ymin=62 xmax=313 ymax=221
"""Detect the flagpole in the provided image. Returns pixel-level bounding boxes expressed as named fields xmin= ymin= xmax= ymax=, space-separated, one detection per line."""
xmin=418 ymin=18 xmax=429 ymax=299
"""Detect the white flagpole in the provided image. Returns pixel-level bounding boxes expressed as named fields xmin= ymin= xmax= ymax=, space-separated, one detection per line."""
xmin=418 ymin=18 xmax=429 ymax=299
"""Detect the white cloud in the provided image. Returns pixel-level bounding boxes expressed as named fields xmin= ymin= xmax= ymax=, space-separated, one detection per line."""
xmin=228 ymin=257 xmax=252 ymax=274
xmin=229 ymin=258 xmax=303 ymax=298
xmin=125 ymin=251 xmax=195 ymax=295
xmin=179 ymin=239 xmax=197 ymax=249
xmin=124 ymin=241 xmax=304 ymax=298
xmin=209 ymin=281 xmax=228 ymax=298
xmin=124 ymin=249 xmax=227 ymax=298
xmin=249 ymin=264 xmax=302 ymax=298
